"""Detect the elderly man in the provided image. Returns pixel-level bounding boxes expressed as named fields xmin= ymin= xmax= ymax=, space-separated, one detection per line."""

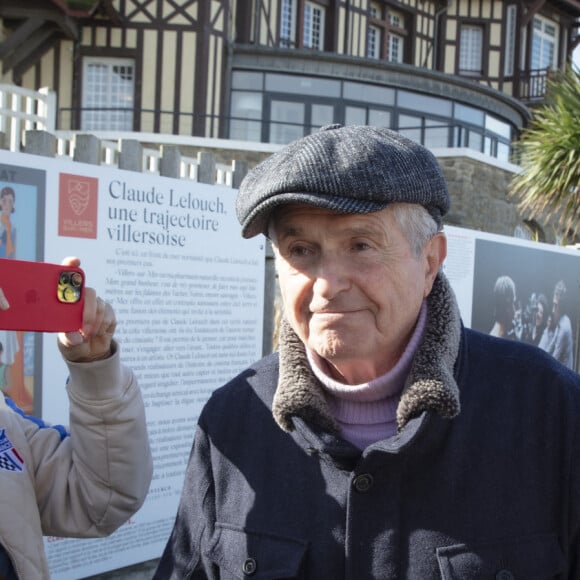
xmin=156 ymin=125 xmax=580 ymax=578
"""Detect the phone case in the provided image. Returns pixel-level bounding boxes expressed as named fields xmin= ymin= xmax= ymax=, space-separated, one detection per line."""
xmin=0 ymin=259 xmax=85 ymax=332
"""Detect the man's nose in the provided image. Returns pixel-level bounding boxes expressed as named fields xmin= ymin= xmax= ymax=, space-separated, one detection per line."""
xmin=312 ymin=254 xmax=351 ymax=299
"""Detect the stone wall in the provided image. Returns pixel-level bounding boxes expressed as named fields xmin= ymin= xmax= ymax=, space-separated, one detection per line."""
xmin=438 ymin=153 xmax=556 ymax=244
xmin=164 ymin=145 xmax=536 ymax=240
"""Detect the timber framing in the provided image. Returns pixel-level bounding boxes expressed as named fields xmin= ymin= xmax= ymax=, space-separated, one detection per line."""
xmin=0 ymin=0 xmax=120 ymax=78
xmin=0 ymin=0 xmax=578 ymax=139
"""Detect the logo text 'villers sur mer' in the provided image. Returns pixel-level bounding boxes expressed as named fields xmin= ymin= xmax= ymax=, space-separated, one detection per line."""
xmin=58 ymin=173 xmax=98 ymax=239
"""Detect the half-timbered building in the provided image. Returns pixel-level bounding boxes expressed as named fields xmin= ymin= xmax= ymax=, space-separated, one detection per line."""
xmin=1 ymin=0 xmax=579 ymax=161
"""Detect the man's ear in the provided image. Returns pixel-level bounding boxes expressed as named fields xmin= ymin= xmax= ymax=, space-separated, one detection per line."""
xmin=423 ymin=232 xmax=447 ymax=297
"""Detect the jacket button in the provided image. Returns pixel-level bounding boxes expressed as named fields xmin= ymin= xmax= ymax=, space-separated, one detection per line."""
xmin=242 ymin=557 xmax=257 ymax=576
xmin=496 ymin=570 xmax=515 ymax=580
xmin=353 ymin=473 xmax=374 ymax=492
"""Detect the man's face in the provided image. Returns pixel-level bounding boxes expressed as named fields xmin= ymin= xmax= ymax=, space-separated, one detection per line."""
xmin=272 ymin=204 xmax=446 ymax=384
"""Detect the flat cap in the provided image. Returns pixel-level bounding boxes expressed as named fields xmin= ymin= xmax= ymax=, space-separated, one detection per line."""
xmin=236 ymin=124 xmax=450 ymax=238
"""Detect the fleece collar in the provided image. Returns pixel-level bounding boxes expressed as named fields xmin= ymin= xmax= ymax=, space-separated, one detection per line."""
xmin=273 ymin=272 xmax=462 ymax=433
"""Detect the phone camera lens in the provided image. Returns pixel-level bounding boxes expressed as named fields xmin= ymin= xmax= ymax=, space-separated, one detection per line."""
xmin=61 ymin=285 xmax=80 ymax=303
xmin=57 ymin=271 xmax=82 ymax=303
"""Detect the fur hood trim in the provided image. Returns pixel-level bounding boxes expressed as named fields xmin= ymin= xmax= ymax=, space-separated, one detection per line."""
xmin=273 ymin=272 xmax=462 ymax=433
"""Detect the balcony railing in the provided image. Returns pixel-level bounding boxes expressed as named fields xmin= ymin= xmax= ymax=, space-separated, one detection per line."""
xmin=518 ymin=68 xmax=551 ymax=103
xmin=0 ymin=84 xmax=56 ymax=151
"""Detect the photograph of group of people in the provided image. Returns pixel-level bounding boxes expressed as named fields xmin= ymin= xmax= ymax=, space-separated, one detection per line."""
xmin=471 ymin=238 xmax=580 ymax=373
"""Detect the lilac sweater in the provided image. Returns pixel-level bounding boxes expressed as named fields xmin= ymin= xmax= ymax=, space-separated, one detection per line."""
xmin=307 ymin=302 xmax=427 ymax=450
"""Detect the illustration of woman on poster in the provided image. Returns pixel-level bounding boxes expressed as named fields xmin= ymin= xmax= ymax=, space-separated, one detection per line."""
xmin=0 ymin=186 xmax=16 ymax=258
xmin=0 ymin=185 xmax=33 ymax=412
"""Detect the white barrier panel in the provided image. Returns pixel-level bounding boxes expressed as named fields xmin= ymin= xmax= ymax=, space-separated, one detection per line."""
xmin=0 ymin=150 xmax=265 ymax=579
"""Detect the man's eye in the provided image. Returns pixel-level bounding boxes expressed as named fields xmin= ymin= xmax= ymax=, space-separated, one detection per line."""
xmin=289 ymin=245 xmax=311 ymax=257
xmin=353 ymin=241 xmax=371 ymax=251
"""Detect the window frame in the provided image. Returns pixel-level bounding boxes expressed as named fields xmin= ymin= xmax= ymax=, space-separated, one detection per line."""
xmin=279 ymin=0 xmax=328 ymax=50
xmin=263 ymin=92 xmax=337 ymax=143
xmin=81 ymin=56 xmax=136 ymax=131
xmin=458 ymin=21 xmax=487 ymax=77
xmin=367 ymin=2 xmax=411 ymax=63
xmin=531 ymin=14 xmax=559 ymax=71
xmin=303 ymin=1 xmax=325 ymax=49
xmin=229 ymin=70 xmax=516 ymax=162
xmin=367 ymin=24 xmax=382 ymax=59
xmin=280 ymin=0 xmax=297 ymax=47
xmin=504 ymin=5 xmax=517 ymax=77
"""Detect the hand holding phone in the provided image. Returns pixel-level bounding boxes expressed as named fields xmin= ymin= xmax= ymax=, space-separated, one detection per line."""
xmin=0 ymin=258 xmax=85 ymax=332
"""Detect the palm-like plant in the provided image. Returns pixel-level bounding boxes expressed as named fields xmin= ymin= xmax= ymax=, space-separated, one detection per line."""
xmin=510 ymin=65 xmax=580 ymax=241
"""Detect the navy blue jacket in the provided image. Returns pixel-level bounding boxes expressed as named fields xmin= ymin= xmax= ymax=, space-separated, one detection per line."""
xmin=156 ymin=275 xmax=580 ymax=578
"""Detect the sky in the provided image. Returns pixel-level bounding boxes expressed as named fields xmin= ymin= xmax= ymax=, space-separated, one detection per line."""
xmin=574 ymin=45 xmax=580 ymax=70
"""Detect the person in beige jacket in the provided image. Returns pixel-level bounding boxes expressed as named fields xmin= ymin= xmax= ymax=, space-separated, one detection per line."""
xmin=0 ymin=257 xmax=153 ymax=579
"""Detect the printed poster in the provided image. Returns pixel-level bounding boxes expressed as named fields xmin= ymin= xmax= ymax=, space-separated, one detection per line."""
xmin=445 ymin=226 xmax=580 ymax=373
xmin=0 ymin=150 xmax=265 ymax=579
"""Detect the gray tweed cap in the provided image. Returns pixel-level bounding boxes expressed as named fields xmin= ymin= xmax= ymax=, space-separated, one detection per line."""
xmin=236 ymin=124 xmax=450 ymax=238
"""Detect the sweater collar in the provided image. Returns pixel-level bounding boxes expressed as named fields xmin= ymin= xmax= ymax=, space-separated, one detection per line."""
xmin=273 ymin=271 xmax=462 ymax=433
xmin=306 ymin=301 xmax=427 ymax=402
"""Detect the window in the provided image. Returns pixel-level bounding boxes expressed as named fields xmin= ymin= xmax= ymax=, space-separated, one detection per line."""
xmin=229 ymin=70 xmax=517 ymax=161
xmin=81 ymin=57 xmax=134 ymax=131
xmin=280 ymin=0 xmax=325 ymax=49
xmin=396 ymin=115 xmax=450 ymax=148
xmin=270 ymin=100 xmax=305 ymax=144
xmin=280 ymin=0 xmax=297 ymax=47
xmin=368 ymin=109 xmax=391 ymax=126
xmin=265 ymin=73 xmax=340 ymax=97
xmin=398 ymin=91 xmax=451 ymax=116
xmin=345 ymin=106 xmax=367 ymax=126
xmin=230 ymin=92 xmax=262 ymax=142
xmin=532 ymin=15 xmax=558 ymax=70
xmin=367 ymin=25 xmax=381 ymax=59
xmin=387 ymin=11 xmax=404 ymax=63
xmin=343 ymin=82 xmax=395 ymax=105
xmin=304 ymin=2 xmax=325 ymax=49
xmin=310 ymin=104 xmax=334 ymax=132
xmin=232 ymin=71 xmax=264 ymax=90
xmin=344 ymin=105 xmax=391 ymax=126
xmin=424 ymin=119 xmax=450 ymax=149
xmin=454 ymin=103 xmax=484 ymax=125
xmin=485 ymin=115 xmax=511 ymax=140
xmin=398 ymin=114 xmax=422 ymax=143
xmin=367 ymin=3 xmax=409 ymax=63
xmin=388 ymin=34 xmax=404 ymax=63
xmin=367 ymin=2 xmax=382 ymax=58
xmin=459 ymin=24 xmax=483 ymax=75
xmin=504 ymin=5 xmax=517 ymax=76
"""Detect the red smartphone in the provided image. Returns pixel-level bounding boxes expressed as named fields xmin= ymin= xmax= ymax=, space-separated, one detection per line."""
xmin=0 ymin=258 xmax=85 ymax=332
